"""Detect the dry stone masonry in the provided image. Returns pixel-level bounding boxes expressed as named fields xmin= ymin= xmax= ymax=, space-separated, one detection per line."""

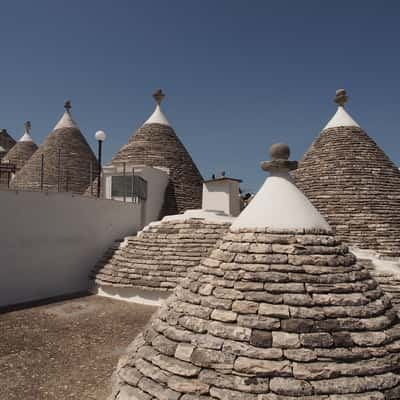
xmin=111 ymin=90 xmax=203 ymax=216
xmin=112 ymin=144 xmax=400 ymax=399
xmin=0 ymin=128 xmax=16 ymax=160
xmin=3 ymin=121 xmax=38 ymax=172
xmin=92 ymin=215 xmax=232 ymax=292
xmin=11 ymin=102 xmax=99 ymax=194
xmin=295 ymin=89 xmax=400 ymax=258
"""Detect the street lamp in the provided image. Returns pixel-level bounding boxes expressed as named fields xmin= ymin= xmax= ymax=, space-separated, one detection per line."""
xmin=95 ymin=130 xmax=106 ymax=198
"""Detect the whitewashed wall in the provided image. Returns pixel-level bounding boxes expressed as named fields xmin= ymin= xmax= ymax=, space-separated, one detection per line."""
xmin=0 ymin=190 xmax=141 ymax=307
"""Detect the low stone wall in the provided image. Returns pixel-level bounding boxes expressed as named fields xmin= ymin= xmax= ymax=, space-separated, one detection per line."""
xmin=0 ymin=190 xmax=141 ymax=307
xmin=91 ymin=218 xmax=232 ymax=298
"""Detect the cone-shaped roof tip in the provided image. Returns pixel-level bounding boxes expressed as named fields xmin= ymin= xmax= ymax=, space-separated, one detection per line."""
xmin=53 ymin=100 xmax=79 ymax=130
xmin=19 ymin=121 xmax=34 ymax=142
xmin=232 ymin=143 xmax=330 ymax=231
xmin=323 ymin=88 xmax=360 ymax=130
xmin=143 ymin=89 xmax=170 ymax=126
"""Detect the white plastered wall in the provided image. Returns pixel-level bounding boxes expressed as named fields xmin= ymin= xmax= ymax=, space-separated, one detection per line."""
xmin=202 ymin=179 xmax=241 ymax=216
xmin=103 ymin=165 xmax=169 ymax=226
xmin=0 ymin=190 xmax=142 ymax=307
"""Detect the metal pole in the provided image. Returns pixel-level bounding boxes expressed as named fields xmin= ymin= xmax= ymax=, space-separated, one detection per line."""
xmin=58 ymin=149 xmax=61 ymax=192
xmin=123 ymin=162 xmax=126 ymax=202
xmin=131 ymin=167 xmax=135 ymax=203
xmin=89 ymin=161 xmax=93 ymax=196
xmin=40 ymin=154 xmax=44 ymax=191
xmin=97 ymin=140 xmax=102 ymax=198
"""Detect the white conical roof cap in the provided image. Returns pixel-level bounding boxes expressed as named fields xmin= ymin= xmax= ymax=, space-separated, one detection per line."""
xmin=323 ymin=105 xmax=360 ymax=130
xmin=143 ymin=104 xmax=170 ymax=127
xmin=323 ymin=89 xmax=360 ymax=130
xmin=142 ymin=89 xmax=171 ymax=127
xmin=232 ymin=144 xmax=330 ymax=231
xmin=53 ymin=101 xmax=78 ymax=130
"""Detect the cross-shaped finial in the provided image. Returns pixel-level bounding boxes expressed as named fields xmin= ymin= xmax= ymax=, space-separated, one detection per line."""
xmin=64 ymin=100 xmax=72 ymax=112
xmin=24 ymin=121 xmax=31 ymax=133
xmin=334 ymin=89 xmax=348 ymax=107
xmin=153 ymin=89 xmax=165 ymax=105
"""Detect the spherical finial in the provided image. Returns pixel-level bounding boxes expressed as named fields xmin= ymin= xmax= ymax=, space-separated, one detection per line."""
xmin=261 ymin=142 xmax=297 ymax=173
xmin=95 ymin=130 xmax=106 ymax=142
xmin=64 ymin=100 xmax=72 ymax=111
xmin=269 ymin=143 xmax=290 ymax=160
xmin=334 ymin=89 xmax=348 ymax=107
xmin=153 ymin=89 xmax=165 ymax=105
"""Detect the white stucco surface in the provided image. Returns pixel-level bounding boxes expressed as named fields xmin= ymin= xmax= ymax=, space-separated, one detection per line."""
xmin=0 ymin=190 xmax=141 ymax=307
xmin=232 ymin=172 xmax=330 ymax=231
xmin=19 ymin=131 xmax=34 ymax=142
xmin=143 ymin=104 xmax=170 ymax=126
xmin=53 ymin=110 xmax=79 ymax=130
xmin=202 ymin=179 xmax=241 ymax=217
xmin=162 ymin=209 xmax=235 ymax=223
xmin=323 ymin=106 xmax=360 ymax=130
xmin=94 ymin=284 xmax=170 ymax=306
xmin=103 ymin=164 xmax=170 ymax=227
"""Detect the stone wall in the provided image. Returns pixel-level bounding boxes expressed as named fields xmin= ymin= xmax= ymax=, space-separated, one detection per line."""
xmin=92 ymin=219 xmax=231 ymax=292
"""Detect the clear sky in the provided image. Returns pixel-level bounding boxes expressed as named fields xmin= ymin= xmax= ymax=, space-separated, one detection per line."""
xmin=1 ymin=0 xmax=399 ymax=192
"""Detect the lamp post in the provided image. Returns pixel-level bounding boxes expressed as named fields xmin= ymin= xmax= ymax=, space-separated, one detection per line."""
xmin=95 ymin=130 xmax=106 ymax=198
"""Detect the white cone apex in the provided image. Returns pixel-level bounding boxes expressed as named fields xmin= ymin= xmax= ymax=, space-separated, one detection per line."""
xmin=323 ymin=106 xmax=360 ymax=130
xmin=143 ymin=104 xmax=170 ymax=127
xmin=19 ymin=130 xmax=34 ymax=142
xmin=53 ymin=110 xmax=79 ymax=130
xmin=232 ymin=172 xmax=330 ymax=231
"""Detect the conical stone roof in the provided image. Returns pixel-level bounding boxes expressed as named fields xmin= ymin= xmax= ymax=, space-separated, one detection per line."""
xmin=3 ymin=121 xmax=38 ymax=172
xmin=111 ymin=90 xmax=203 ymax=216
xmin=0 ymin=129 xmax=16 ymax=160
xmin=294 ymin=89 xmax=400 ymax=257
xmin=112 ymin=144 xmax=400 ymax=400
xmin=92 ymin=210 xmax=234 ymax=294
xmin=10 ymin=102 xmax=99 ymax=193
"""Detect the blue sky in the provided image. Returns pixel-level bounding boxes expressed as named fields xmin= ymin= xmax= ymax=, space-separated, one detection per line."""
xmin=1 ymin=0 xmax=399 ymax=192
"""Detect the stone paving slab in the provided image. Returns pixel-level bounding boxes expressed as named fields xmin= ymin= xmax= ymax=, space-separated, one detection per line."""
xmin=0 ymin=295 xmax=156 ymax=400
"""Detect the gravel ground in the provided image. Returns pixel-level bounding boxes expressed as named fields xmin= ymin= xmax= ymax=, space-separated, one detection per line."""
xmin=0 ymin=295 xmax=157 ymax=400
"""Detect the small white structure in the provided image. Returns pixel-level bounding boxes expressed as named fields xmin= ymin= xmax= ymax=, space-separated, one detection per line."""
xmin=102 ymin=164 xmax=169 ymax=227
xmin=202 ymin=176 xmax=242 ymax=217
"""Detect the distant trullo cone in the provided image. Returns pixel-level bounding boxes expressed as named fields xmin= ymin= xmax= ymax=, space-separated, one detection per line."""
xmin=11 ymin=101 xmax=99 ymax=193
xmin=112 ymin=144 xmax=400 ymax=399
xmin=295 ymin=89 xmax=400 ymax=257
xmin=111 ymin=90 xmax=203 ymax=216
xmin=3 ymin=121 xmax=38 ymax=172
xmin=0 ymin=128 xmax=16 ymax=160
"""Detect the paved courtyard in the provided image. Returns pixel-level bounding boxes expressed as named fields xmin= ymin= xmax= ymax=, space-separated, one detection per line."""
xmin=0 ymin=295 xmax=157 ymax=400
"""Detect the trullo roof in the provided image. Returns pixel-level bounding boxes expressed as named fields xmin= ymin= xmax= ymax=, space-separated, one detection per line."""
xmin=11 ymin=101 xmax=99 ymax=193
xmin=3 ymin=121 xmax=38 ymax=172
xmin=295 ymin=89 xmax=400 ymax=257
xmin=110 ymin=90 xmax=203 ymax=216
xmin=111 ymin=143 xmax=400 ymax=400
xmin=0 ymin=129 xmax=16 ymax=160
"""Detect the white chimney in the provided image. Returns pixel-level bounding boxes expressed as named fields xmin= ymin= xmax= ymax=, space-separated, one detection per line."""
xmin=202 ymin=176 xmax=242 ymax=217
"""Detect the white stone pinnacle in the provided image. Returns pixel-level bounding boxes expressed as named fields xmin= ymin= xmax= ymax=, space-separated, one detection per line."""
xmin=232 ymin=147 xmax=330 ymax=231
xmin=323 ymin=105 xmax=360 ymax=130
xmin=53 ymin=110 xmax=79 ymax=130
xmin=143 ymin=104 xmax=170 ymax=127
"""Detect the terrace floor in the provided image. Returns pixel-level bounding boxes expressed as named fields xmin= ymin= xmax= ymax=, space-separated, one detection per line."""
xmin=0 ymin=295 xmax=157 ymax=400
